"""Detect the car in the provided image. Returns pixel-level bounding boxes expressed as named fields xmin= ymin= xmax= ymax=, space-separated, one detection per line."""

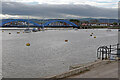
xmin=32 ymin=28 xmax=38 ymax=32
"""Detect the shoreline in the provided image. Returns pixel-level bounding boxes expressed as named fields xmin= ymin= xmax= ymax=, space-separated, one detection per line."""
xmin=46 ymin=60 xmax=118 ymax=79
xmin=0 ymin=27 xmax=119 ymax=30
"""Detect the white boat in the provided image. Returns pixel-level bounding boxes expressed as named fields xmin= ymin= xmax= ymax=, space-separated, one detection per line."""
xmin=74 ymin=28 xmax=78 ymax=30
xmin=32 ymin=28 xmax=38 ymax=32
xmin=24 ymin=28 xmax=31 ymax=33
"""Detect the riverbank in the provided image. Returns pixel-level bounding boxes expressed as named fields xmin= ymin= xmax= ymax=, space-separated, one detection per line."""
xmin=47 ymin=60 xmax=118 ymax=79
xmin=0 ymin=27 xmax=120 ymax=30
xmin=69 ymin=60 xmax=118 ymax=78
xmin=0 ymin=28 xmax=73 ymax=30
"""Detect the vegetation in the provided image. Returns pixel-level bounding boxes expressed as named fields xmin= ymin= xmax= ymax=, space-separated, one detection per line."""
xmin=81 ymin=21 xmax=89 ymax=24
xmin=113 ymin=22 xmax=118 ymax=25
xmin=69 ymin=19 xmax=80 ymax=23
xmin=90 ymin=19 xmax=99 ymax=23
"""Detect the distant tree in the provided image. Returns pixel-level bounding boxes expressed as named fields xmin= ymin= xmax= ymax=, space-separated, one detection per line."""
xmin=69 ymin=19 xmax=80 ymax=23
xmin=57 ymin=19 xmax=64 ymax=20
xmin=113 ymin=22 xmax=118 ymax=25
xmin=82 ymin=21 xmax=89 ymax=24
xmin=90 ymin=19 xmax=99 ymax=23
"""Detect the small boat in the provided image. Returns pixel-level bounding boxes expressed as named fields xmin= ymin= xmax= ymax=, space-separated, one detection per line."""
xmin=38 ymin=28 xmax=41 ymax=31
xmin=32 ymin=28 xmax=38 ymax=32
xmin=74 ymin=28 xmax=78 ymax=30
xmin=24 ymin=28 xmax=31 ymax=33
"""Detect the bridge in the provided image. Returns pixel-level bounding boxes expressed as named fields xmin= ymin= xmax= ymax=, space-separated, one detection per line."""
xmin=0 ymin=19 xmax=79 ymax=28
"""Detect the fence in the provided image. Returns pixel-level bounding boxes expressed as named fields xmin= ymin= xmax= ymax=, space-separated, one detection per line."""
xmin=97 ymin=44 xmax=120 ymax=60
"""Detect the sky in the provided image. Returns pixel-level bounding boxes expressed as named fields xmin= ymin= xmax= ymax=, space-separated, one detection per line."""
xmin=0 ymin=0 xmax=119 ymax=19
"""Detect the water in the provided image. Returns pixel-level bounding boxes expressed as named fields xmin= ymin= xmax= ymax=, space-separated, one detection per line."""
xmin=0 ymin=30 xmax=2 ymax=79
xmin=2 ymin=29 xmax=118 ymax=78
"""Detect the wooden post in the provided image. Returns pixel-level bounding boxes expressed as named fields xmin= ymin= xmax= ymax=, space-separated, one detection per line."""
xmin=102 ymin=49 xmax=104 ymax=60
xmin=109 ymin=45 xmax=111 ymax=59
xmin=117 ymin=44 xmax=120 ymax=58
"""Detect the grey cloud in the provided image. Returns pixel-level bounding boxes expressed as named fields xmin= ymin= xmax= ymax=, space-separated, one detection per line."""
xmin=2 ymin=2 xmax=118 ymax=18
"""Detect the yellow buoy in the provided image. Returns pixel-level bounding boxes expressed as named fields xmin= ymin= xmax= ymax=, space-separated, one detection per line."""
xmin=23 ymin=32 xmax=24 ymax=33
xmin=94 ymin=36 xmax=96 ymax=38
xmin=17 ymin=32 xmax=20 ymax=34
xmin=26 ymin=43 xmax=30 ymax=46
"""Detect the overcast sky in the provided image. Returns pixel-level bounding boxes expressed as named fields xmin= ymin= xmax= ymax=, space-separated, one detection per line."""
xmin=1 ymin=0 xmax=119 ymax=19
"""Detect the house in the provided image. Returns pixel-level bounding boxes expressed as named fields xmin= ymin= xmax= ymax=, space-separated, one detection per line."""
xmin=89 ymin=23 xmax=113 ymax=26
xmin=99 ymin=23 xmax=109 ymax=26
xmin=90 ymin=23 xmax=98 ymax=26
xmin=82 ymin=23 xmax=88 ymax=26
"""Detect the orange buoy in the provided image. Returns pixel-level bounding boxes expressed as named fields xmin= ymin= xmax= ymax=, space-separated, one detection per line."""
xmin=26 ymin=43 xmax=30 ymax=46
xmin=94 ymin=36 xmax=96 ymax=38
xmin=17 ymin=32 xmax=20 ymax=34
xmin=65 ymin=40 xmax=68 ymax=42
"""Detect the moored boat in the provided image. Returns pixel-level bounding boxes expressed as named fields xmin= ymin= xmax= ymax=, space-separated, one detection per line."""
xmin=32 ymin=28 xmax=38 ymax=32
xmin=24 ymin=28 xmax=31 ymax=33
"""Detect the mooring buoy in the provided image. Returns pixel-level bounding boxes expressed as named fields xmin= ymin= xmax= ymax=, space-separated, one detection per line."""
xmin=65 ymin=40 xmax=68 ymax=42
xmin=17 ymin=32 xmax=20 ymax=34
xmin=90 ymin=34 xmax=92 ymax=36
xmin=26 ymin=43 xmax=30 ymax=46
xmin=94 ymin=36 xmax=96 ymax=38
